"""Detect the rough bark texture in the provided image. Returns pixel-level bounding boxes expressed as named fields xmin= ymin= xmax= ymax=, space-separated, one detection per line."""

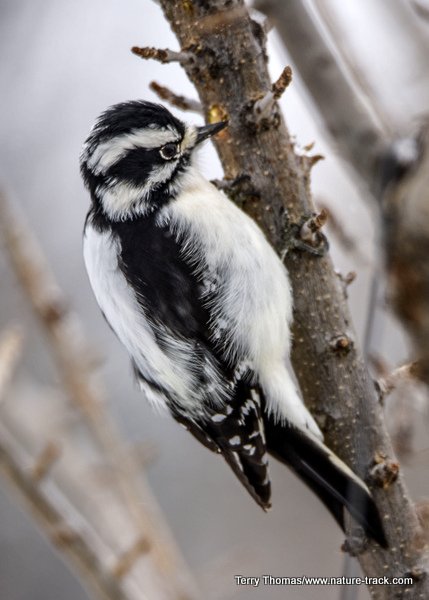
xmin=156 ymin=2 xmax=428 ymax=597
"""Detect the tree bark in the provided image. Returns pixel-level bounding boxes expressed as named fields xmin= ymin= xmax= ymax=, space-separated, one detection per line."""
xmin=154 ymin=2 xmax=428 ymax=597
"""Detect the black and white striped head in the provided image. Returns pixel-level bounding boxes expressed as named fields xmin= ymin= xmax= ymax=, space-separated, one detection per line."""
xmin=80 ymin=100 xmax=227 ymax=221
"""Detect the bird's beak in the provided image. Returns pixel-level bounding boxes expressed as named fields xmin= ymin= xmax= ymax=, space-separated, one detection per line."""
xmin=195 ymin=121 xmax=228 ymax=145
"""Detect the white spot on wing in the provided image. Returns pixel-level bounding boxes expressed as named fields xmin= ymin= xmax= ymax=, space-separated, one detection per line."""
xmin=229 ymin=435 xmax=241 ymax=446
xmin=241 ymin=398 xmax=255 ymax=416
xmin=212 ymin=413 xmax=227 ymax=422
xmin=243 ymin=444 xmax=256 ymax=455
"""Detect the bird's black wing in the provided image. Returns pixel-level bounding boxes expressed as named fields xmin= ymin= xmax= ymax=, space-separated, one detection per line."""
xmin=112 ymin=213 xmax=209 ymax=342
xmin=112 ymin=211 xmax=222 ymax=400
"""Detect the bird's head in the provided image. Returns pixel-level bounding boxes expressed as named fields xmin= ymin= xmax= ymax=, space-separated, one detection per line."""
xmin=80 ymin=100 xmax=227 ymax=221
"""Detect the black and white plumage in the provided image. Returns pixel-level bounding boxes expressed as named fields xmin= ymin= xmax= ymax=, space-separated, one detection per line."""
xmin=80 ymin=100 xmax=387 ymax=547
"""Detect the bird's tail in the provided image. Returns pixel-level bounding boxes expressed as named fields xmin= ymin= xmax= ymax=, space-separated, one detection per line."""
xmin=264 ymin=418 xmax=388 ymax=548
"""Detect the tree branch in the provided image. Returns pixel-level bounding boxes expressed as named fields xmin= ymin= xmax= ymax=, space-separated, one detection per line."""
xmin=149 ymin=81 xmax=202 ymax=113
xmin=254 ymin=0 xmax=389 ymax=195
xmin=0 ymin=327 xmax=23 ymax=398
xmin=131 ymin=46 xmax=192 ymax=65
xmin=155 ymin=2 xmax=428 ymax=597
xmin=252 ymin=65 xmax=292 ymax=121
xmin=382 ymin=126 xmax=429 ymax=386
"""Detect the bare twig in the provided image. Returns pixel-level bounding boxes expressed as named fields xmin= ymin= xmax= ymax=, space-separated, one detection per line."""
xmin=272 ymin=65 xmax=293 ymax=98
xmin=372 ymin=355 xmax=428 ymax=460
xmin=150 ymin=81 xmax=202 ymax=113
xmin=0 ymin=319 xmax=133 ymax=600
xmin=0 ymin=325 xmax=126 ymax=600
xmin=382 ymin=126 xmax=429 ymax=386
xmin=112 ymin=538 xmax=151 ymax=580
xmin=411 ymin=0 xmax=429 ymax=21
xmin=336 ymin=270 xmax=357 ymax=300
xmin=253 ymin=66 xmax=292 ymax=121
xmin=131 ymin=46 xmax=192 ymax=65
xmin=316 ymin=201 xmax=371 ymax=267
xmin=378 ymin=362 xmax=419 ymax=398
xmin=31 ymin=441 xmax=61 ymax=483
xmin=300 ymin=209 xmax=328 ymax=245
xmin=0 ymin=327 xmax=23 ymax=398
xmin=314 ymin=0 xmax=429 ymax=128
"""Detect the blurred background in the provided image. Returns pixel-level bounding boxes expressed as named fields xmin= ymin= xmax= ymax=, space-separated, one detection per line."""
xmin=1 ymin=1 xmax=429 ymax=599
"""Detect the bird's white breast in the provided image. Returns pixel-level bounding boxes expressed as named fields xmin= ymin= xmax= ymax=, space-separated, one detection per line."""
xmin=160 ymin=167 xmax=294 ymax=372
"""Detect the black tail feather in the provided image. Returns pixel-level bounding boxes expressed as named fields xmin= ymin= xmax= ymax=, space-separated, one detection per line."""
xmin=264 ymin=418 xmax=388 ymax=548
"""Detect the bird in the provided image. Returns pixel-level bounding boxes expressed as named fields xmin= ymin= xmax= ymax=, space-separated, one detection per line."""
xmin=80 ymin=100 xmax=387 ymax=548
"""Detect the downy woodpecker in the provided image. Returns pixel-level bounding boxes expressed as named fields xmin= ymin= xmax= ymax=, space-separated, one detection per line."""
xmin=80 ymin=101 xmax=387 ymax=548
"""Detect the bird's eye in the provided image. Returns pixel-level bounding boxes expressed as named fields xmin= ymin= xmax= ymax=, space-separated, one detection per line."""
xmin=160 ymin=143 xmax=179 ymax=160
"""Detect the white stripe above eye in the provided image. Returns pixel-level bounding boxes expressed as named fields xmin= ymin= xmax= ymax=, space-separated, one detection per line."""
xmin=87 ymin=126 xmax=180 ymax=174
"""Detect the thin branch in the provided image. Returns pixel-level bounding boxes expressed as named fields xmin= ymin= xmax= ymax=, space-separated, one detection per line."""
xmin=253 ymin=66 xmax=292 ymax=120
xmin=150 ymin=81 xmax=202 ymax=113
xmin=311 ymin=0 xmax=393 ymax=132
xmin=336 ymin=271 xmax=357 ymax=300
xmin=314 ymin=0 xmax=429 ymax=129
xmin=299 ymin=208 xmax=328 ymax=245
xmin=30 ymin=441 xmax=61 ymax=483
xmin=382 ymin=125 xmax=429 ymax=386
xmin=112 ymin=538 xmax=151 ymax=580
xmin=316 ymin=200 xmax=371 ymax=267
xmin=272 ymin=65 xmax=293 ymax=98
xmin=0 ymin=327 xmax=23 ymax=398
xmin=254 ymin=0 xmax=389 ymax=195
xmin=378 ymin=362 xmax=419 ymax=398
xmin=411 ymin=0 xmax=429 ymax=21
xmin=131 ymin=46 xmax=192 ymax=65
